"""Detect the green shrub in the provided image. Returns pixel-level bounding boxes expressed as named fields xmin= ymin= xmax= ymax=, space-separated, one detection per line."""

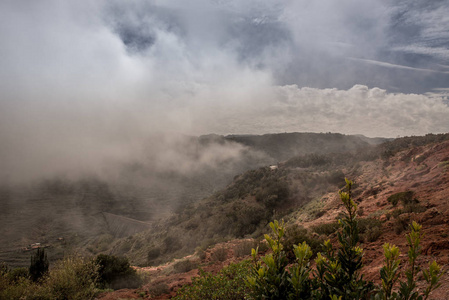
xmin=147 ymin=247 xmax=161 ymax=265
xmin=312 ymin=222 xmax=339 ymax=236
xmin=233 ymin=240 xmax=258 ymax=258
xmin=173 ymin=260 xmax=197 ymax=274
xmin=247 ymin=220 xmax=313 ymax=299
xmin=376 ymin=222 xmax=443 ymax=300
xmin=1 ymin=256 xmax=99 ymax=300
xmin=313 ymin=179 xmax=373 ymax=299
xmin=358 ymin=218 xmax=382 ymax=243
xmin=44 ymin=256 xmax=99 ymax=300
xmin=150 ymin=283 xmax=170 ymax=297
xmin=255 ymin=180 xmax=290 ymax=210
xmin=387 ymin=191 xmax=416 ymax=207
xmin=248 ymin=180 xmax=442 ymax=300
xmin=95 ymin=254 xmax=141 ymax=290
xmin=7 ymin=268 xmax=29 ymax=282
xmin=402 ymin=203 xmax=427 ymax=214
xmin=361 ymin=226 xmax=382 ymax=243
xmin=163 ymin=235 xmax=182 ymax=253
xmin=283 ymin=224 xmax=323 ymax=261
xmin=173 ymin=260 xmax=252 ymax=300
xmin=211 ymin=247 xmax=228 ymax=262
xmin=394 ymin=215 xmax=410 ymax=235
xmin=0 ymin=268 xmax=41 ymax=299
xmin=438 ymin=161 xmax=449 ymax=169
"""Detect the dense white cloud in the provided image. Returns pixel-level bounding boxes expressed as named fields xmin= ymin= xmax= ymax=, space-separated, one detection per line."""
xmin=190 ymin=85 xmax=449 ymax=138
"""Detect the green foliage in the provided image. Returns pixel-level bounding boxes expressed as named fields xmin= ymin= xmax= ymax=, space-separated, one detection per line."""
xmin=147 ymin=247 xmax=161 ymax=265
xmin=378 ymin=243 xmax=401 ymax=300
xmin=288 ymin=242 xmax=314 ymax=299
xmin=255 ymin=180 xmax=290 ymax=210
xmin=248 ymin=180 xmax=375 ymax=300
xmin=29 ymin=248 xmax=49 ymax=282
xmin=173 ymin=259 xmax=197 ymax=274
xmin=43 ymin=256 xmax=99 ymax=300
xmin=422 ymin=261 xmax=443 ymax=300
xmin=314 ymin=179 xmax=373 ymax=299
xmin=312 ymin=222 xmax=339 ymax=236
xmin=283 ymin=224 xmax=323 ymax=262
xmin=173 ymin=260 xmax=252 ymax=300
xmin=438 ymin=161 xmax=449 ymax=169
xmin=247 ymin=220 xmax=294 ymax=299
xmin=387 ymin=191 xmax=416 ymax=207
xmin=247 ymin=179 xmax=443 ymax=300
xmin=233 ymin=240 xmax=258 ymax=258
xmin=374 ymin=222 xmax=443 ymax=300
xmin=150 ymin=283 xmax=170 ymax=297
xmin=95 ymin=254 xmax=141 ymax=290
xmin=358 ymin=218 xmax=383 ymax=243
xmin=211 ymin=247 xmax=228 ymax=262
xmin=221 ymin=167 xmax=288 ymax=203
xmin=1 ymin=256 xmax=99 ymax=300
xmin=397 ymin=222 xmax=428 ymax=300
xmin=0 ymin=271 xmax=41 ymax=299
xmin=226 ymin=203 xmax=269 ymax=237
xmin=285 ymin=153 xmax=331 ymax=168
xmin=7 ymin=268 xmax=29 ymax=282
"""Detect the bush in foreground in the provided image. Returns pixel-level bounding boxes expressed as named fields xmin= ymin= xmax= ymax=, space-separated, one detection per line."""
xmin=247 ymin=179 xmax=443 ymax=300
xmin=173 ymin=260 xmax=252 ymax=300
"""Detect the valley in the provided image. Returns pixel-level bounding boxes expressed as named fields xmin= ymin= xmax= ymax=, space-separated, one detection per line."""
xmin=2 ymin=132 xmax=449 ymax=299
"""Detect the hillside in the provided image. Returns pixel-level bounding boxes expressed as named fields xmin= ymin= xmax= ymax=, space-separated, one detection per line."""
xmin=224 ymin=132 xmax=385 ymax=161
xmin=2 ymin=132 xmax=449 ymax=299
xmin=96 ymin=134 xmax=449 ymax=299
xmin=0 ymin=132 xmax=376 ymax=268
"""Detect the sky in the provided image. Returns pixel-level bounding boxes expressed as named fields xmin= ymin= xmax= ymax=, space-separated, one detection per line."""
xmin=1 ymin=0 xmax=449 ymax=181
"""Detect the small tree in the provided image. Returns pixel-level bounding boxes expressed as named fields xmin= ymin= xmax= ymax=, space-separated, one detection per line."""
xmin=29 ymin=248 xmax=49 ymax=282
xmin=313 ymin=178 xmax=373 ymax=299
xmin=247 ymin=220 xmax=292 ymax=299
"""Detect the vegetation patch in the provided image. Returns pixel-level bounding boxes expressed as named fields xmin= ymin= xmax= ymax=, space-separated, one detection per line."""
xmin=438 ymin=161 xmax=449 ymax=169
xmin=283 ymin=224 xmax=323 ymax=261
xmin=211 ymin=247 xmax=228 ymax=262
xmin=173 ymin=259 xmax=197 ymax=274
xmin=233 ymin=240 xmax=258 ymax=258
xmin=0 ymin=256 xmax=99 ymax=300
xmin=358 ymin=218 xmax=382 ymax=242
xmin=311 ymin=222 xmax=339 ymax=236
xmin=387 ymin=191 xmax=416 ymax=207
xmin=95 ymin=254 xmax=141 ymax=290
xmin=247 ymin=180 xmax=443 ymax=300
xmin=173 ymin=260 xmax=252 ymax=300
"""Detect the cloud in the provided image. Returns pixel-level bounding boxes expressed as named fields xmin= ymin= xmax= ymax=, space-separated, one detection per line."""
xmin=347 ymin=57 xmax=449 ymax=74
xmin=0 ymin=1 xmax=448 ymax=182
xmin=392 ymin=45 xmax=449 ymax=61
xmin=197 ymin=85 xmax=449 ymax=138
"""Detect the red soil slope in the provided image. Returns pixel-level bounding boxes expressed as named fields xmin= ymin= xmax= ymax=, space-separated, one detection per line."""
xmin=98 ymin=140 xmax=449 ymax=299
